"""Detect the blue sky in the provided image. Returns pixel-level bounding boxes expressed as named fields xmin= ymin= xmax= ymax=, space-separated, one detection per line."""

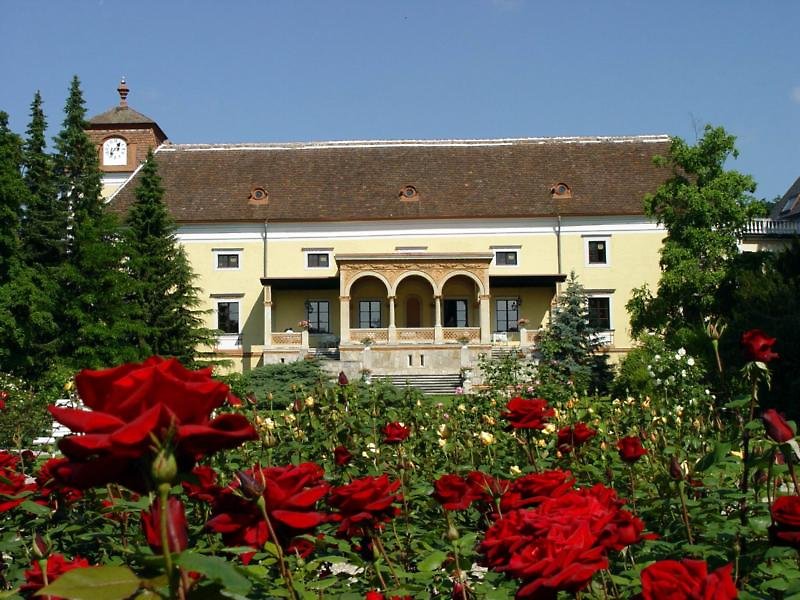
xmin=2 ymin=1 xmax=798 ymax=201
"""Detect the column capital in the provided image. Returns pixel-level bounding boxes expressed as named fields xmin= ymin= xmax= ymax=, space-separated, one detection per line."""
xmin=479 ymin=294 xmax=492 ymax=301
xmin=339 ymin=295 xmax=351 ymax=301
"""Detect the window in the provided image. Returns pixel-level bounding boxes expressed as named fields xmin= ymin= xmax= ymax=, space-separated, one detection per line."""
xmin=216 ymin=300 xmax=240 ymax=334
xmin=584 ymin=236 xmax=610 ymax=266
xmin=359 ymin=300 xmax=382 ymax=328
xmin=494 ymin=251 xmax=518 ymax=266
xmin=304 ymin=249 xmax=333 ymax=269
xmin=587 ymin=296 xmax=611 ymax=330
xmin=443 ymin=299 xmax=468 ymax=327
xmin=495 ymin=298 xmax=519 ymax=332
xmin=213 ymin=249 xmax=242 ymax=271
xmin=306 ymin=300 xmax=330 ymax=333
xmin=307 ymin=253 xmax=330 ymax=268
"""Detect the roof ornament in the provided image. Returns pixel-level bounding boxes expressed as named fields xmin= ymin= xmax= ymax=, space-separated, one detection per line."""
xmin=118 ymin=77 xmax=129 ymax=107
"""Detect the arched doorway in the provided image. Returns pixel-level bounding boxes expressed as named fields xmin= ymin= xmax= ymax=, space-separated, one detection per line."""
xmin=406 ymin=296 xmax=421 ymax=327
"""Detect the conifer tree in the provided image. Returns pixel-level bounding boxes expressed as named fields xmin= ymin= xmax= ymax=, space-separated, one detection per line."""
xmin=122 ymin=151 xmax=214 ymax=364
xmin=0 ymin=112 xmax=25 ymax=283
xmin=21 ymin=90 xmax=66 ymax=266
xmin=52 ymin=76 xmax=134 ymax=368
xmin=536 ymin=272 xmax=611 ymax=394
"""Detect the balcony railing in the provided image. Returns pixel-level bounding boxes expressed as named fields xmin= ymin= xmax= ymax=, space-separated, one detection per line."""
xmin=742 ymin=218 xmax=800 ymax=237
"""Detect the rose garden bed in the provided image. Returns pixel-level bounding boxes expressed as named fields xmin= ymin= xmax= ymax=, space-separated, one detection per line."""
xmin=0 ymin=330 xmax=799 ymax=599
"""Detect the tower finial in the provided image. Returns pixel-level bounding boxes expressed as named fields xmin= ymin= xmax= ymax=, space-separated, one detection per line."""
xmin=117 ymin=77 xmax=129 ymax=107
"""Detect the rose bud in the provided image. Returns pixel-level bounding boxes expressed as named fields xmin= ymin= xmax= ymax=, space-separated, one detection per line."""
xmin=32 ymin=534 xmax=49 ymax=559
xmin=763 ymin=409 xmax=795 ymax=444
xmin=151 ymin=449 xmax=178 ymax=485
xmin=141 ymin=497 xmax=188 ymax=554
xmin=669 ymin=456 xmax=683 ymax=481
xmin=338 ymin=371 xmax=349 ymax=386
xmin=741 ymin=329 xmax=779 ymax=363
xmin=333 ymin=445 xmax=353 ymax=467
xmin=237 ymin=470 xmax=266 ymax=501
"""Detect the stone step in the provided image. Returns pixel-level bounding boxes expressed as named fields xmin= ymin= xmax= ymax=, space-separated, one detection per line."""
xmin=376 ymin=373 xmax=463 ymax=395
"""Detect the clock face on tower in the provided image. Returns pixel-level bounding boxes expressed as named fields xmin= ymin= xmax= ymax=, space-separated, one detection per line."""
xmin=102 ymin=137 xmax=128 ymax=166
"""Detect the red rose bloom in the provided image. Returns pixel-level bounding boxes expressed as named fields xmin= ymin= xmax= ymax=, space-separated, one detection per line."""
xmin=327 ymin=474 xmax=402 ymax=537
xmin=48 ymin=356 xmax=257 ymax=492
xmin=640 ymin=559 xmax=737 ymax=600
xmin=365 ymin=593 xmax=384 ymax=600
xmin=35 ymin=458 xmax=83 ymax=505
xmin=20 ymin=553 xmax=91 ymax=596
xmin=557 ymin=423 xmax=597 ymax=453
xmin=770 ymin=495 xmax=800 ymax=548
xmin=617 ymin=436 xmax=647 ymax=464
xmin=500 ymin=470 xmax=575 ymax=512
xmin=0 ymin=450 xmax=19 ymax=470
xmin=141 ymin=497 xmax=189 ymax=554
xmin=206 ymin=462 xmax=330 ymax=564
xmin=0 ymin=467 xmax=36 ymax=512
xmin=433 ymin=474 xmax=482 ymax=511
xmin=381 ymin=422 xmax=410 ymax=443
xmin=182 ymin=465 xmax=222 ymax=503
xmin=0 ymin=390 xmax=7 ymax=410
xmin=502 ymin=397 xmax=555 ymax=430
xmin=741 ymin=329 xmax=779 ymax=363
xmin=762 ymin=409 xmax=795 ymax=444
xmin=333 ymin=446 xmax=353 ymax=466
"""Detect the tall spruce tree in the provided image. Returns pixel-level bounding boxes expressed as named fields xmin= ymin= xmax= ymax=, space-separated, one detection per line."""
xmin=21 ymin=91 xmax=66 ymax=266
xmin=536 ymin=272 xmax=611 ymax=394
xmin=52 ymin=76 xmax=134 ymax=368
xmin=122 ymin=151 xmax=214 ymax=364
xmin=0 ymin=111 xmax=45 ymax=375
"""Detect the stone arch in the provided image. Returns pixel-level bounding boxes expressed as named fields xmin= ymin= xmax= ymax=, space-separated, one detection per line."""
xmin=390 ymin=270 xmax=437 ymax=296
xmin=439 ymin=270 xmax=485 ymax=296
xmin=344 ymin=271 xmax=391 ymax=296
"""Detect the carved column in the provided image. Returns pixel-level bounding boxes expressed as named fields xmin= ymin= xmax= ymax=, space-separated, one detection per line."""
xmin=479 ymin=293 xmax=492 ymax=344
xmin=263 ymin=285 xmax=273 ymax=347
xmin=339 ymin=296 xmax=351 ymax=344
xmin=434 ymin=295 xmax=443 ymax=343
xmin=388 ymin=295 xmax=397 ymax=343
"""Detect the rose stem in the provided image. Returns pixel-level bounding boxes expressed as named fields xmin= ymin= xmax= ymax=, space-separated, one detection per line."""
xmin=627 ymin=465 xmax=638 ymax=513
xmin=157 ymin=484 xmax=179 ymax=600
xmin=740 ymin=373 xmax=760 ymax=526
xmin=257 ymin=497 xmax=298 ymax=600
xmin=446 ymin=513 xmax=469 ymax=600
xmin=371 ymin=532 xmax=401 ymax=587
xmin=39 ymin=558 xmax=51 ymax=600
xmin=676 ymin=480 xmax=694 ymax=545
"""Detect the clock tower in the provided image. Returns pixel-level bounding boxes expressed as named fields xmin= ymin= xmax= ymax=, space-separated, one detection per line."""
xmin=86 ymin=79 xmax=168 ymax=198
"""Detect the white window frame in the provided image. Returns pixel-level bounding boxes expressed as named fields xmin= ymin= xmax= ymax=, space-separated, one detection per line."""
xmin=494 ymin=297 xmax=520 ymax=332
xmin=213 ymin=248 xmax=243 ymax=271
xmin=583 ymin=235 xmax=611 ymax=267
xmin=304 ymin=249 xmax=333 ymax=270
xmin=212 ymin=295 xmax=243 ymax=349
xmin=305 ymin=299 xmax=331 ymax=334
xmin=443 ymin=297 xmax=469 ymax=328
xmin=586 ymin=292 xmax=613 ymax=345
xmin=491 ymin=245 xmax=521 ymax=268
xmin=358 ymin=299 xmax=383 ymax=329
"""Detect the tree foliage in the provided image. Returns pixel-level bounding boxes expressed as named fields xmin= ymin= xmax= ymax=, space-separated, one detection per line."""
xmin=628 ymin=125 xmax=760 ymax=347
xmin=121 ymin=151 xmax=214 ymax=364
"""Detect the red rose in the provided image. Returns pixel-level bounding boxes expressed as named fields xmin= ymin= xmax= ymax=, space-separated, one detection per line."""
xmin=327 ymin=474 xmax=402 ymax=537
xmin=48 ymin=356 xmax=257 ymax=491
xmin=382 ymin=422 xmax=410 ymax=443
xmin=770 ymin=495 xmax=800 ymax=548
xmin=35 ymin=458 xmax=83 ymax=505
xmin=338 ymin=371 xmax=349 ymax=386
xmin=0 ymin=467 xmax=36 ymax=512
xmin=206 ymin=462 xmax=330 ymax=564
xmin=500 ymin=470 xmax=575 ymax=512
xmin=182 ymin=465 xmax=222 ymax=503
xmin=502 ymin=397 xmax=554 ymax=430
xmin=433 ymin=474 xmax=481 ymax=510
xmin=466 ymin=471 xmax=509 ymax=502
xmin=741 ymin=329 xmax=779 ymax=363
xmin=333 ymin=446 xmax=353 ymax=466
xmin=617 ymin=436 xmax=647 ymax=464
xmin=762 ymin=409 xmax=795 ymax=444
xmin=0 ymin=389 xmax=7 ymax=410
xmin=640 ymin=559 xmax=737 ymax=600
xmin=20 ymin=553 xmax=91 ymax=596
xmin=557 ymin=423 xmax=597 ymax=453
xmin=365 ymin=593 xmax=384 ymax=600
xmin=141 ymin=497 xmax=189 ymax=554
xmin=0 ymin=450 xmax=19 ymax=470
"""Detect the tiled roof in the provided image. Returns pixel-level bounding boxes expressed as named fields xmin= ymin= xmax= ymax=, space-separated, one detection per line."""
xmin=108 ymin=136 xmax=672 ymax=223
xmin=771 ymin=175 xmax=800 ymax=220
xmin=88 ymin=105 xmax=159 ymax=126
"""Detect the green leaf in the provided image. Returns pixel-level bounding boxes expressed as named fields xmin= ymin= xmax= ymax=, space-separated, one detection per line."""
xmin=175 ymin=552 xmax=251 ymax=595
xmin=37 ymin=566 xmax=140 ymax=600
xmin=694 ymin=442 xmax=731 ymax=472
xmin=417 ymin=550 xmax=448 ymax=572
xmin=20 ymin=499 xmax=51 ymax=516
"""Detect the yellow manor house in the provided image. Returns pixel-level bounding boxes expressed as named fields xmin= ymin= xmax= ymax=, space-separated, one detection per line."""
xmin=89 ymin=82 xmax=672 ymax=385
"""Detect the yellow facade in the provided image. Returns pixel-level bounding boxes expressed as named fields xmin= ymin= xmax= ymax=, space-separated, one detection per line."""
xmin=180 ymin=218 xmax=666 ymax=372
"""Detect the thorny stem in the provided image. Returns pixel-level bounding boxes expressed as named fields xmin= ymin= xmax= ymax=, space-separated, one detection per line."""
xmin=677 ymin=480 xmax=695 ymax=545
xmin=258 ymin=497 xmax=298 ymax=600
xmin=627 ymin=465 xmax=638 ymax=513
xmin=371 ymin=532 xmax=401 ymax=587
xmin=740 ymin=375 xmax=759 ymax=527
xmin=446 ymin=513 xmax=469 ymax=600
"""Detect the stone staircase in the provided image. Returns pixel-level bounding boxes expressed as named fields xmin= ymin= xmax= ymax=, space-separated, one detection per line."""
xmin=308 ymin=347 xmax=341 ymax=360
xmin=376 ymin=373 xmax=463 ymax=395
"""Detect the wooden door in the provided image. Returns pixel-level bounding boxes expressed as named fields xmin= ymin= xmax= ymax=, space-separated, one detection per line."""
xmin=406 ymin=297 xmax=421 ymax=327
